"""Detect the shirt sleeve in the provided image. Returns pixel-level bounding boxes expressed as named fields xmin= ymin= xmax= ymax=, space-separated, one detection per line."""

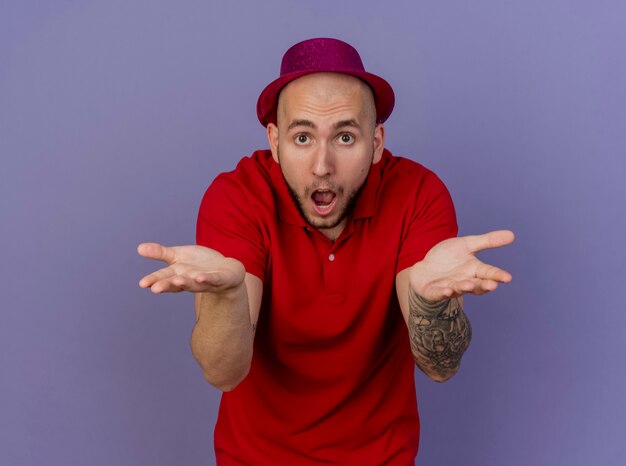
xmin=396 ymin=170 xmax=458 ymax=274
xmin=196 ymin=173 xmax=268 ymax=281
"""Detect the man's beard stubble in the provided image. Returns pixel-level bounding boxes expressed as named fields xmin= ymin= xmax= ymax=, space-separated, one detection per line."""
xmin=277 ymin=145 xmax=372 ymax=231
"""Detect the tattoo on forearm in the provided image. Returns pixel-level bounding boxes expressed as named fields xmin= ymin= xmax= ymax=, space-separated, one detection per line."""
xmin=408 ymin=290 xmax=472 ymax=379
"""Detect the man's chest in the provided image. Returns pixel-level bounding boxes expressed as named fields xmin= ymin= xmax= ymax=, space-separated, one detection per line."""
xmin=259 ymin=218 xmax=405 ymax=347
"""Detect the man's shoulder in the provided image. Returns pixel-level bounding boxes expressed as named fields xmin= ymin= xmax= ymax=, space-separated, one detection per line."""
xmin=205 ymin=150 xmax=277 ymax=200
xmin=215 ymin=149 xmax=274 ymax=185
xmin=380 ymin=149 xmax=448 ymax=192
xmin=199 ymin=149 xmax=277 ymax=221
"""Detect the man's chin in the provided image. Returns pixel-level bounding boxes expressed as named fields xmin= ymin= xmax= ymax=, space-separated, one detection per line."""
xmin=304 ymin=212 xmax=345 ymax=230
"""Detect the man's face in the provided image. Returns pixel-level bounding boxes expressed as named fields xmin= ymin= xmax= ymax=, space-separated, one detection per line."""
xmin=267 ymin=73 xmax=385 ymax=240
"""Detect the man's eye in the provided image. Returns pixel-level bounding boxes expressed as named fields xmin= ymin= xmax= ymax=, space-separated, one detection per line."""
xmin=338 ymin=133 xmax=354 ymax=144
xmin=295 ymin=134 xmax=310 ymax=145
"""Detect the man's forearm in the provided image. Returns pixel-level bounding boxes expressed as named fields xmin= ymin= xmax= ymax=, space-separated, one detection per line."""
xmin=408 ymin=289 xmax=472 ymax=382
xmin=190 ymin=286 xmax=254 ymax=391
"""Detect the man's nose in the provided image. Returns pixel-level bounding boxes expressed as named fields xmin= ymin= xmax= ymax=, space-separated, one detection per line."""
xmin=312 ymin=143 xmax=335 ymax=177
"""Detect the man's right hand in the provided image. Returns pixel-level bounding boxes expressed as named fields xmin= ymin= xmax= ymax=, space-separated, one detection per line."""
xmin=137 ymin=243 xmax=246 ymax=295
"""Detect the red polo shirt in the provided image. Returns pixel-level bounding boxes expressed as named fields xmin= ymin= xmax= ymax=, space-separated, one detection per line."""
xmin=196 ymin=149 xmax=457 ymax=465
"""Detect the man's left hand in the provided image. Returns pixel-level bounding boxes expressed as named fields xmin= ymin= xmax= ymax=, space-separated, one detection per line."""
xmin=409 ymin=230 xmax=515 ymax=302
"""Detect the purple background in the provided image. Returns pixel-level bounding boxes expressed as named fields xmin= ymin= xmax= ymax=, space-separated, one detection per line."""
xmin=2 ymin=1 xmax=625 ymax=465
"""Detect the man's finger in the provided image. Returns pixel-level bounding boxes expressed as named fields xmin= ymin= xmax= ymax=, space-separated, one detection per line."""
xmin=150 ymin=274 xmax=235 ymax=294
xmin=169 ymin=275 xmax=209 ymax=293
xmin=137 ymin=242 xmax=176 ymax=264
xmin=463 ymin=230 xmax=515 ymax=254
xmin=139 ymin=267 xmax=176 ymax=288
xmin=150 ymin=278 xmax=185 ymax=294
xmin=474 ymin=261 xmax=513 ymax=283
xmin=472 ymin=279 xmax=499 ymax=295
xmin=449 ymin=278 xmax=500 ymax=296
xmin=451 ymin=280 xmax=477 ymax=294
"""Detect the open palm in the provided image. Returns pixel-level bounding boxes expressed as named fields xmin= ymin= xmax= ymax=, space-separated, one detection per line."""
xmin=409 ymin=230 xmax=514 ymax=302
xmin=137 ymin=243 xmax=245 ymax=294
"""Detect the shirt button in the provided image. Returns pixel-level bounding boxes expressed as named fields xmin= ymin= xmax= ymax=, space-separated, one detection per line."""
xmin=328 ymin=253 xmax=335 ymax=262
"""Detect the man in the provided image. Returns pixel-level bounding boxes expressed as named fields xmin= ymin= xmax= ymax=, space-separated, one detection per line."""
xmin=138 ymin=38 xmax=514 ymax=465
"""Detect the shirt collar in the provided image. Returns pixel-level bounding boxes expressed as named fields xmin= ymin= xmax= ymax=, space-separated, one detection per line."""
xmin=269 ymin=148 xmax=389 ymax=227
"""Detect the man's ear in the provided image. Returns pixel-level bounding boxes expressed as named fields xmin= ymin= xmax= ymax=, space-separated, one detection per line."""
xmin=372 ymin=124 xmax=385 ymax=164
xmin=267 ymin=123 xmax=279 ymax=163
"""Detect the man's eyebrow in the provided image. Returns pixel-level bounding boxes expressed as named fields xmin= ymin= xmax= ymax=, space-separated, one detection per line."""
xmin=334 ymin=119 xmax=361 ymax=130
xmin=286 ymin=119 xmax=362 ymax=131
xmin=287 ymin=119 xmax=316 ymax=131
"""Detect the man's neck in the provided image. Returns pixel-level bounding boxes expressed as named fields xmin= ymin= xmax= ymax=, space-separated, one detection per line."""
xmin=317 ymin=218 xmax=347 ymax=242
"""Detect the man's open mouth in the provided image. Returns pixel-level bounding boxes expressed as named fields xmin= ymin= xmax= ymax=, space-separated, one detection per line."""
xmin=311 ymin=189 xmax=337 ymax=215
xmin=312 ymin=189 xmax=336 ymax=207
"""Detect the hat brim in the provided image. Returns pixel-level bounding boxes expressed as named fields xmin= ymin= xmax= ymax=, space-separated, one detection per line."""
xmin=256 ymin=70 xmax=395 ymax=127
